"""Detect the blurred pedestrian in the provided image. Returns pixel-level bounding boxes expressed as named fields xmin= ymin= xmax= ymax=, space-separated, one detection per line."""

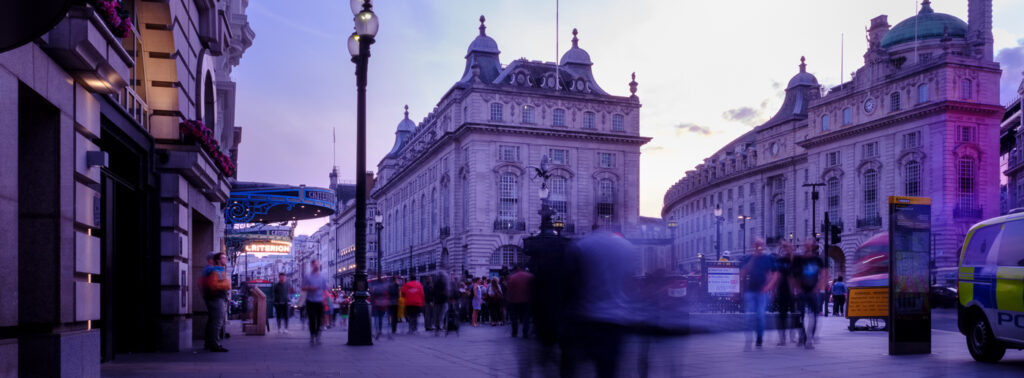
xmin=370 ymin=279 xmax=389 ymax=340
xmin=402 ymin=276 xmax=425 ymax=334
xmin=506 ymin=266 xmax=534 ymax=338
xmin=740 ymin=237 xmax=778 ymax=350
xmin=301 ymin=259 xmax=328 ymax=345
xmin=774 ymin=240 xmax=797 ymax=346
xmin=471 ymin=277 xmax=484 ymax=327
xmin=271 ymin=273 xmax=290 ymax=334
xmin=793 ymin=238 xmax=827 ymax=349
xmin=831 ymin=276 xmax=847 ymax=316
xmin=387 ymin=277 xmax=401 ymax=337
xmin=429 ymin=272 xmax=450 ymax=336
xmin=423 ymin=275 xmax=435 ymax=331
xmin=201 ymin=252 xmax=231 ymax=352
xmin=488 ymin=277 xmax=505 ymax=326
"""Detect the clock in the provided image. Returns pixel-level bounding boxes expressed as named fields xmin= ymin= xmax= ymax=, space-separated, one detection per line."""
xmin=864 ymin=98 xmax=876 ymax=114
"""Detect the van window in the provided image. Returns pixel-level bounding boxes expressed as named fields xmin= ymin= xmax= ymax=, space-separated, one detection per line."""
xmin=996 ymin=220 xmax=1024 ymax=266
xmin=962 ymin=224 xmax=1001 ymax=266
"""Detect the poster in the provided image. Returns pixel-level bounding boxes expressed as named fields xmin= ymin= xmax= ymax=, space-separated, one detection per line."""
xmin=846 ymin=287 xmax=888 ymax=318
xmin=706 ymin=262 xmax=739 ymax=296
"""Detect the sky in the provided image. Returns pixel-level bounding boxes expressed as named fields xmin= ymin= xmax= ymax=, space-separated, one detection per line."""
xmin=231 ymin=0 xmax=1024 ymax=237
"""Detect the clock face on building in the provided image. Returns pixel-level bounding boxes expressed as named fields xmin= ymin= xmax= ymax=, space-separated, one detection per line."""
xmin=864 ymin=98 xmax=876 ymax=114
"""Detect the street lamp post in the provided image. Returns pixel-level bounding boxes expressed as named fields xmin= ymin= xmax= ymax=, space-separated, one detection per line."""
xmin=713 ymin=204 xmax=723 ymax=261
xmin=803 ymin=182 xmax=825 ymax=240
xmin=667 ymin=221 xmax=678 ymax=272
xmin=346 ymin=0 xmax=378 ymax=346
xmin=737 ymin=215 xmax=751 ymax=256
xmin=374 ymin=212 xmax=383 ymax=280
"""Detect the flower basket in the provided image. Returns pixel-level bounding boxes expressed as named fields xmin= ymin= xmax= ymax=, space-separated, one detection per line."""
xmin=179 ymin=119 xmax=237 ymax=177
xmin=89 ymin=0 xmax=132 ymax=38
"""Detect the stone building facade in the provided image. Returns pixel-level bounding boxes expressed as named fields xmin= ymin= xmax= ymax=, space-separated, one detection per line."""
xmin=1001 ymin=78 xmax=1023 ymax=212
xmin=662 ymin=0 xmax=1002 ymax=275
xmin=371 ymin=18 xmax=650 ymax=278
xmin=0 ymin=1 xmax=253 ymax=375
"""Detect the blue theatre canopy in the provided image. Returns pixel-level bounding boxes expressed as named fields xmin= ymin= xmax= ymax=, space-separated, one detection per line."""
xmin=226 ymin=182 xmax=336 ymax=224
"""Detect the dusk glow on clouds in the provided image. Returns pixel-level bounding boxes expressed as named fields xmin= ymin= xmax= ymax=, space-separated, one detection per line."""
xmin=231 ymin=0 xmax=1024 ymax=236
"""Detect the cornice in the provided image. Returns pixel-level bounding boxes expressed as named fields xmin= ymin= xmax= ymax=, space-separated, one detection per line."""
xmin=661 ymin=154 xmax=808 ymax=216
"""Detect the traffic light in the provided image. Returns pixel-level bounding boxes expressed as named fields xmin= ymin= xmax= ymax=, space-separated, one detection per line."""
xmin=830 ymin=224 xmax=842 ymax=245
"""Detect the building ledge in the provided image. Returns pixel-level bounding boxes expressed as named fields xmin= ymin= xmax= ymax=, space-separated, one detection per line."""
xmin=44 ymin=4 xmax=133 ymax=94
xmin=158 ymin=144 xmax=230 ymax=202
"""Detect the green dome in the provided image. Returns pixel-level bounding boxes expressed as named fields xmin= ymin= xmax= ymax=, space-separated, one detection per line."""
xmin=879 ymin=2 xmax=967 ymax=49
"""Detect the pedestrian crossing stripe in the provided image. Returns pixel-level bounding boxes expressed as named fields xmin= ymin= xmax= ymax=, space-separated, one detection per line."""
xmin=995 ymin=267 xmax=1024 ymax=313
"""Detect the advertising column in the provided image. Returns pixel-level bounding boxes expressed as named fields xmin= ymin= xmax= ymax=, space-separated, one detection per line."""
xmin=888 ymin=196 xmax=931 ymax=355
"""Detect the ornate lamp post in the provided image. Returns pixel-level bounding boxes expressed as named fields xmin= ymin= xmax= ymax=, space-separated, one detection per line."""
xmin=374 ymin=212 xmax=383 ymax=280
xmin=667 ymin=220 xmax=678 ymax=272
xmin=346 ymin=0 xmax=378 ymax=346
xmin=713 ymin=204 xmax=724 ymax=261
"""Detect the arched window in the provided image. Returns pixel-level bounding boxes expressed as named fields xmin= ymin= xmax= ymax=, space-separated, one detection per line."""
xmin=842 ymin=108 xmax=852 ymax=126
xmin=552 ymin=108 xmax=566 ymax=127
xmin=441 ymin=183 xmax=450 ymax=228
xmin=774 ymin=199 xmax=785 ymax=238
xmin=550 ymin=176 xmax=568 ymax=217
xmin=430 ymin=189 xmax=437 ymax=239
xmin=890 ymin=92 xmax=901 ymax=112
xmin=490 ymin=245 xmax=527 ymax=268
xmin=863 ymin=170 xmax=878 ymax=218
xmin=403 ymin=205 xmax=409 ymax=248
xmin=597 ymin=179 xmax=615 ymax=223
xmin=499 ymin=173 xmax=518 ymax=221
xmin=612 ymin=114 xmax=624 ymax=131
xmin=490 ymin=102 xmax=503 ymax=121
xmin=410 ymin=201 xmax=416 ymax=246
xmin=583 ymin=112 xmax=596 ymax=129
xmin=827 ymin=177 xmax=840 ymax=223
xmin=420 ymin=194 xmax=426 ymax=243
xmin=958 ymin=158 xmax=977 ymax=212
xmin=522 ymin=105 xmax=535 ymax=124
xmin=461 ymin=175 xmax=469 ymax=230
xmin=905 ymin=161 xmax=921 ymax=196
xmin=821 ymin=114 xmax=830 ymax=131
xmin=961 ymin=79 xmax=972 ymax=100
xmin=918 ymin=83 xmax=929 ymax=103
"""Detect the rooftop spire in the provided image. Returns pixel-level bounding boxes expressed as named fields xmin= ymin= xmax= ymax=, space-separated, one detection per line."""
xmin=479 ymin=15 xmax=486 ymax=36
xmin=799 ymin=56 xmax=806 ymax=72
xmin=920 ymin=0 xmax=933 ymax=14
xmin=404 ymin=104 xmax=409 ymax=119
xmin=571 ymin=28 xmax=579 ymax=47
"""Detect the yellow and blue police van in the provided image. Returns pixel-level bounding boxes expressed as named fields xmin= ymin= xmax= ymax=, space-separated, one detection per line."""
xmin=957 ymin=210 xmax=1024 ymax=362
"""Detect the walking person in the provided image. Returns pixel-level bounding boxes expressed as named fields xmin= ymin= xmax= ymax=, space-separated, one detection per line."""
xmin=201 ymin=252 xmax=231 ymax=352
xmin=506 ymin=266 xmax=534 ymax=338
xmin=387 ymin=277 xmax=401 ymax=337
xmin=774 ymin=240 xmax=797 ymax=346
xmin=793 ymin=238 xmax=828 ymax=349
xmin=429 ymin=272 xmax=450 ymax=336
xmin=271 ymin=273 xmax=291 ymax=334
xmin=471 ymin=277 xmax=484 ymax=327
xmin=302 ymin=259 xmax=328 ymax=345
xmin=401 ymin=276 xmax=425 ymax=334
xmin=370 ymin=279 xmax=389 ymax=339
xmin=831 ymin=276 xmax=847 ymax=316
xmin=487 ymin=278 xmax=504 ymax=326
xmin=423 ymin=275 xmax=435 ymax=331
xmin=739 ymin=237 xmax=778 ymax=350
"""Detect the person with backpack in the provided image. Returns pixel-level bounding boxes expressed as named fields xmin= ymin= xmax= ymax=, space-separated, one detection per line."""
xmin=201 ymin=252 xmax=231 ymax=352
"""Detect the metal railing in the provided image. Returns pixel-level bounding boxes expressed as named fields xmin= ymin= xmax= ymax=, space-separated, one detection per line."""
xmin=954 ymin=205 xmax=983 ymax=219
xmin=493 ymin=219 xmax=526 ymax=232
xmin=856 ymin=214 xmax=882 ymax=228
xmin=113 ymin=17 xmax=149 ymax=131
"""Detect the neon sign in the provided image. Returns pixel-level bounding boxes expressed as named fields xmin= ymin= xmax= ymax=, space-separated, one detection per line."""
xmin=244 ymin=240 xmax=292 ymax=254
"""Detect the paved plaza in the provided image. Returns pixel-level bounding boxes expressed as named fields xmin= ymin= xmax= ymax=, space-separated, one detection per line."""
xmin=101 ymin=314 xmax=1024 ymax=377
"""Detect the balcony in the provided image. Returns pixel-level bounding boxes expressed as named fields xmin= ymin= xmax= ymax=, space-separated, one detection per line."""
xmin=954 ymin=205 xmax=983 ymax=219
xmin=45 ymin=4 xmax=134 ymax=94
xmin=856 ymin=214 xmax=882 ymax=229
xmin=559 ymin=223 xmax=576 ymax=235
xmin=493 ymin=219 xmax=526 ymax=232
xmin=439 ymin=226 xmax=450 ymax=239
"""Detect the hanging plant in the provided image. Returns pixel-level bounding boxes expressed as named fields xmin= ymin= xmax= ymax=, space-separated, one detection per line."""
xmin=89 ymin=0 xmax=133 ymax=38
xmin=179 ymin=119 xmax=237 ymax=177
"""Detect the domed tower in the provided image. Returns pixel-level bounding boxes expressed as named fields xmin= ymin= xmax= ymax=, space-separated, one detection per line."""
xmin=375 ymin=105 xmax=417 ymax=189
xmin=763 ymin=57 xmax=820 ymax=127
xmin=558 ymin=28 xmax=608 ymax=94
xmin=878 ymin=0 xmax=968 ymax=50
xmin=459 ymin=16 xmax=502 ymax=84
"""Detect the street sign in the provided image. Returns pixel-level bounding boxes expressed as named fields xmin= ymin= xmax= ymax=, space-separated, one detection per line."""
xmin=847 ymin=287 xmax=888 ymax=318
xmin=705 ymin=261 xmax=740 ymax=296
xmin=888 ymin=196 xmax=931 ymax=355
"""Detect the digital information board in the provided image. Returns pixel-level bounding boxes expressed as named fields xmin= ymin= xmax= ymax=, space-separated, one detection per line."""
xmin=888 ymin=196 xmax=931 ymax=355
xmin=706 ymin=262 xmax=740 ymax=296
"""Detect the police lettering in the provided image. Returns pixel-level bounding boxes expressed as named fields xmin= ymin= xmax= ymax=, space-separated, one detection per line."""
xmin=996 ymin=312 xmax=1024 ymax=328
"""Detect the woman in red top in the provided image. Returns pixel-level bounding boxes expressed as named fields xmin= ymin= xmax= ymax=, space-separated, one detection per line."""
xmin=400 ymin=277 xmax=425 ymax=333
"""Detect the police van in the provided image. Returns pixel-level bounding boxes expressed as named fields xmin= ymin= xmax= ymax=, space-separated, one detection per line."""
xmin=957 ymin=210 xmax=1024 ymax=362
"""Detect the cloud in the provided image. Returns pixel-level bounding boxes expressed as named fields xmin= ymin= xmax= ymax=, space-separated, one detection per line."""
xmin=996 ymin=39 xmax=1024 ymax=104
xmin=721 ymin=106 xmax=762 ymax=126
xmin=674 ymin=122 xmax=712 ymax=136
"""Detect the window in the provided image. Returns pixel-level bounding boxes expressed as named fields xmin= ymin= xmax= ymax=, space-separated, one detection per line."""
xmin=738 ymin=204 xmax=745 ymax=216
xmin=958 ymin=126 xmax=975 ymax=143
xmin=958 ymin=158 xmax=977 ymax=211
xmin=774 ymin=199 xmax=785 ymax=238
xmin=420 ymin=195 xmax=426 ymax=243
xmin=842 ymin=108 xmax=852 ymax=126
xmin=442 ymin=183 xmax=450 ymax=227
xmin=491 ymin=245 xmax=527 ymax=267
xmin=550 ymin=177 xmax=568 ymax=216
xmin=598 ymin=152 xmax=616 ymax=168
xmin=890 ymin=92 xmax=901 ymax=112
xmin=499 ymin=145 xmax=520 ymax=161
xmin=612 ymin=114 xmax=624 ymax=131
xmin=552 ymin=109 xmax=566 ymax=127
xmin=821 ymin=114 xmax=830 ymax=131
xmin=431 ymin=189 xmax=437 ymax=239
xmin=549 ymin=148 xmax=569 ymax=164
xmin=583 ymin=112 xmax=596 ymax=129
xmin=827 ymin=151 xmax=840 ymax=166
xmin=862 ymin=142 xmax=878 ymax=159
xmin=738 ymin=185 xmax=744 ymax=199
xmin=490 ymin=102 xmax=503 ymax=121
xmin=522 ymin=105 xmax=535 ymax=124
xmin=961 ymin=78 xmax=972 ymax=100
xmin=863 ymin=170 xmax=878 ymax=218
xmin=903 ymin=131 xmax=920 ymax=149
xmin=499 ymin=173 xmax=518 ymax=221
xmin=962 ymin=224 xmax=1000 ymax=266
xmin=918 ymin=83 xmax=929 ymax=103
xmin=728 ymin=189 xmax=733 ymax=201
xmin=905 ymin=161 xmax=921 ymax=196
xmin=750 ymin=183 xmax=756 ymax=196
xmin=597 ymin=179 xmax=615 ymax=221
xmin=409 ymin=202 xmax=415 ymax=246
xmin=996 ymin=220 xmax=1024 ymax=267
xmin=827 ymin=177 xmax=840 ymax=224
xmin=750 ymin=202 xmax=755 ymax=217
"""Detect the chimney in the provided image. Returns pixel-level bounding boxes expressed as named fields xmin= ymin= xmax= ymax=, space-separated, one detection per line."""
xmin=967 ymin=0 xmax=994 ymax=61
xmin=364 ymin=171 xmax=376 ymax=197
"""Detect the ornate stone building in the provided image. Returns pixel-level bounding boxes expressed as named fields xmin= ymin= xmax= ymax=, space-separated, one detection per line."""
xmin=662 ymin=0 xmax=1002 ymax=274
xmin=371 ymin=17 xmax=650 ymax=278
xmin=0 ymin=0 xmax=253 ymax=374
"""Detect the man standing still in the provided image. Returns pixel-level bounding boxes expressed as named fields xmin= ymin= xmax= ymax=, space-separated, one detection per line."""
xmin=793 ymin=238 xmax=828 ymax=349
xmin=272 ymin=273 xmax=290 ymax=334
xmin=831 ymin=276 xmax=847 ymax=316
xmin=302 ymin=259 xmax=328 ymax=345
xmin=201 ymin=252 xmax=231 ymax=352
xmin=740 ymin=238 xmax=778 ymax=349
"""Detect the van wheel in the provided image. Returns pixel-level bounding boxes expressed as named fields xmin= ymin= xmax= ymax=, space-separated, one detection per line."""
xmin=966 ymin=315 xmax=1005 ymax=363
